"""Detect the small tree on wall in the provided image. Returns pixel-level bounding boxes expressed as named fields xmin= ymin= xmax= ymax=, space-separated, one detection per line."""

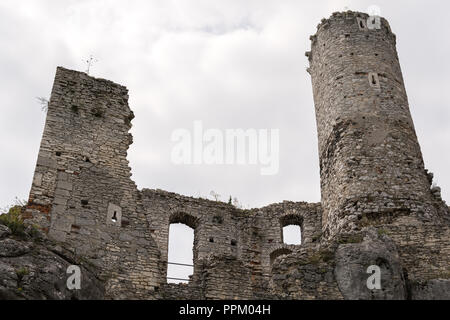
xmin=210 ymin=191 xmax=220 ymax=201
xmin=232 ymin=197 xmax=243 ymax=209
xmin=84 ymin=55 xmax=98 ymax=75
xmin=36 ymin=97 xmax=49 ymax=112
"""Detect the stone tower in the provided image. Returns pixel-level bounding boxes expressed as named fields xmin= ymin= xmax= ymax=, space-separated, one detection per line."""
xmin=25 ymin=67 xmax=137 ymax=240
xmin=306 ymin=12 xmax=441 ymax=239
xmin=24 ymin=67 xmax=161 ymax=297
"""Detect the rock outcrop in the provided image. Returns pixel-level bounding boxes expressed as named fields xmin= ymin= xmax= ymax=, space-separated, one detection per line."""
xmin=0 ymin=224 xmax=104 ymax=300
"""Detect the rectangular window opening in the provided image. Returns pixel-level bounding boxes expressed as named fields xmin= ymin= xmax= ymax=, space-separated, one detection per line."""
xmin=282 ymin=225 xmax=302 ymax=245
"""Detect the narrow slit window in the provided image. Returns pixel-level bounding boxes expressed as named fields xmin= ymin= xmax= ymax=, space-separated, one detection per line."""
xmin=368 ymin=72 xmax=380 ymax=88
xmin=106 ymin=203 xmax=122 ymax=226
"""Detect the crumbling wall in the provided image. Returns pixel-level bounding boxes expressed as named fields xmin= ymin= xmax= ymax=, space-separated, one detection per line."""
xmin=270 ymin=243 xmax=342 ymax=299
xmin=24 ymin=67 xmax=161 ymax=299
xmin=141 ymin=189 xmax=322 ymax=299
xmin=380 ymin=216 xmax=450 ymax=283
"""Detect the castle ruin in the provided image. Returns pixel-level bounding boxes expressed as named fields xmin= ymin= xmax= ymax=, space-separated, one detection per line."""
xmin=23 ymin=11 xmax=450 ymax=299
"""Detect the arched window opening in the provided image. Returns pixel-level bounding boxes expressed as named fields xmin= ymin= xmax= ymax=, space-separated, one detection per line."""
xmin=167 ymin=223 xmax=194 ymax=284
xmin=279 ymin=214 xmax=303 ymax=245
xmin=282 ymin=225 xmax=302 ymax=245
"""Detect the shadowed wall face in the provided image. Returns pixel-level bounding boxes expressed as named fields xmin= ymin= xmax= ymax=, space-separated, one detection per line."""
xmin=307 ymin=12 xmax=438 ymax=239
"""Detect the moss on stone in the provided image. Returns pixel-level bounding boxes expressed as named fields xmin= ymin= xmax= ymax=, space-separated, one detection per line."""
xmin=301 ymin=249 xmax=335 ymax=266
xmin=15 ymin=267 xmax=30 ymax=280
xmin=337 ymin=233 xmax=364 ymax=244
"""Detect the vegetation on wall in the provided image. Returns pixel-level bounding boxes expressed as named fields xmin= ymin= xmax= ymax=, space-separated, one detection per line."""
xmin=0 ymin=205 xmax=25 ymax=235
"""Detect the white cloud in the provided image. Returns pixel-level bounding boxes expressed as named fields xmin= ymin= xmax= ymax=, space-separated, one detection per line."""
xmin=0 ymin=0 xmax=449 ymax=212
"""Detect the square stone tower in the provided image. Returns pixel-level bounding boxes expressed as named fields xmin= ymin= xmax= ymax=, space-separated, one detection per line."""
xmin=24 ymin=67 xmax=160 ymax=298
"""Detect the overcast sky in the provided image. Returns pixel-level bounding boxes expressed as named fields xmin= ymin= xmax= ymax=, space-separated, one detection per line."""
xmin=2 ymin=0 xmax=448 ymax=211
xmin=1 ymin=0 xmax=449 ymax=281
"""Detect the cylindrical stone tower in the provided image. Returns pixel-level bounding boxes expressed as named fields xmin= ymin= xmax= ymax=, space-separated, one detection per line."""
xmin=306 ymin=11 xmax=438 ymax=239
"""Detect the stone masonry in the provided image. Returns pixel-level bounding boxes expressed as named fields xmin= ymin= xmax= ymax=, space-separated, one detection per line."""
xmin=21 ymin=11 xmax=450 ymax=299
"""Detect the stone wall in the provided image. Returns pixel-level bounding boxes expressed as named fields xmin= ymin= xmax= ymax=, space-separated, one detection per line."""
xmin=141 ymin=189 xmax=321 ymax=298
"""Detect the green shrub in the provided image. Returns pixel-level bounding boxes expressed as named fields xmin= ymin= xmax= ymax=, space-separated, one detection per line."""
xmin=0 ymin=205 xmax=25 ymax=235
xmin=28 ymin=224 xmax=42 ymax=240
xmin=16 ymin=267 xmax=29 ymax=280
xmin=338 ymin=233 xmax=364 ymax=244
